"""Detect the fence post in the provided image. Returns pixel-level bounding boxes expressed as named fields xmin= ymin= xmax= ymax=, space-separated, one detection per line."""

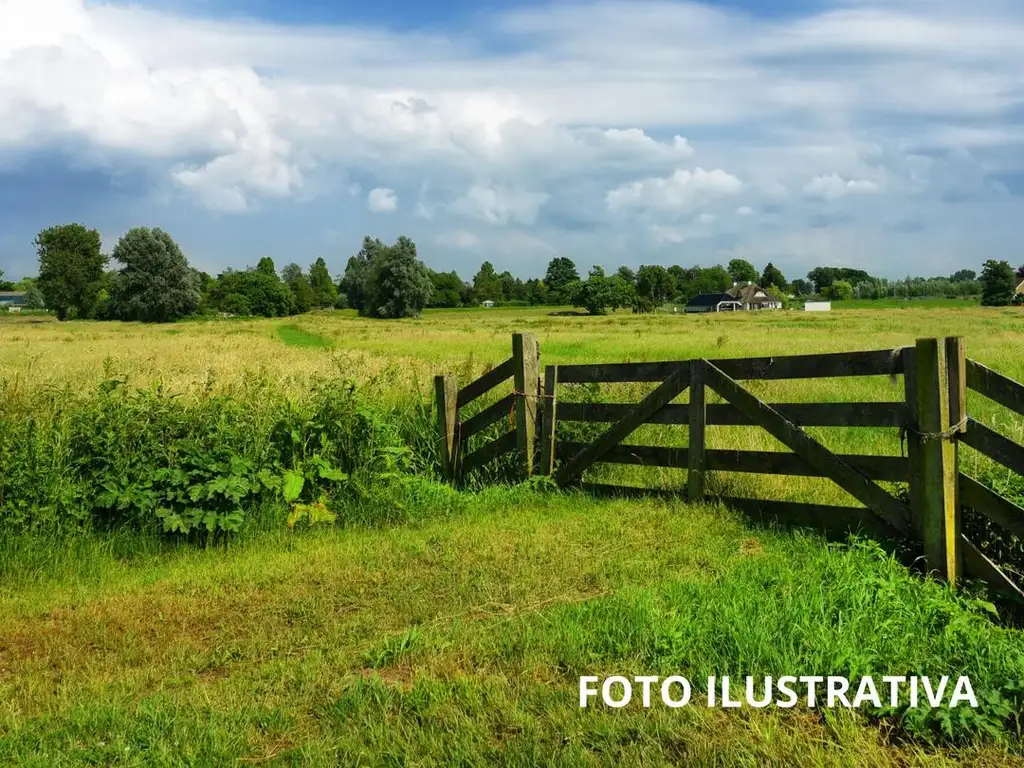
xmin=434 ymin=374 xmax=458 ymax=481
xmin=513 ymin=333 xmax=540 ymax=475
xmin=540 ymin=365 xmax=558 ymax=475
xmin=688 ymin=360 xmax=706 ymax=501
xmin=911 ymin=338 xmax=962 ymax=585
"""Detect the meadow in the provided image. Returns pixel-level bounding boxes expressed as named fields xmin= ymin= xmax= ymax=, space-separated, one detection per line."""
xmin=1 ymin=305 xmax=1024 ymax=765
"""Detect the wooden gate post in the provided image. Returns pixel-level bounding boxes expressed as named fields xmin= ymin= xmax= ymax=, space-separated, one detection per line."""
xmin=434 ymin=374 xmax=458 ymax=480
xmin=687 ymin=360 xmax=707 ymax=500
xmin=513 ymin=333 xmax=540 ymax=475
xmin=539 ymin=365 xmax=558 ymax=475
xmin=911 ymin=337 xmax=963 ymax=584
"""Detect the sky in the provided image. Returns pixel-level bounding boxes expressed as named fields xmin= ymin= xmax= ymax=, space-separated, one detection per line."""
xmin=1 ymin=0 xmax=1023 ymax=283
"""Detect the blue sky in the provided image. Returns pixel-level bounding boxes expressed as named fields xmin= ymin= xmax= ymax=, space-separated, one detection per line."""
xmin=1 ymin=0 xmax=1023 ymax=283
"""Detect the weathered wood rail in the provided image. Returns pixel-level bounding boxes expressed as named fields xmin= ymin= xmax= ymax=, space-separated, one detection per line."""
xmin=436 ymin=335 xmax=1024 ymax=599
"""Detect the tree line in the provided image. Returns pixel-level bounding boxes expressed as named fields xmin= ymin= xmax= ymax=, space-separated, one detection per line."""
xmin=7 ymin=222 xmax=1022 ymax=322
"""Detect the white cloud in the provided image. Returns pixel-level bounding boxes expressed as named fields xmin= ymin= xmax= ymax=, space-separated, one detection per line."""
xmin=695 ymin=213 xmax=716 ymax=224
xmin=802 ymin=174 xmax=881 ymax=201
xmin=606 ymin=168 xmax=743 ymax=213
xmin=0 ymin=0 xmax=1023 ymax=274
xmin=367 ymin=187 xmax=398 ymax=212
xmin=450 ymin=181 xmax=550 ymax=225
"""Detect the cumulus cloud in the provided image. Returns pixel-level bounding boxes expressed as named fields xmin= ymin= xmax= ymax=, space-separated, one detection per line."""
xmin=367 ymin=187 xmax=398 ymax=213
xmin=606 ymin=168 xmax=743 ymax=214
xmin=802 ymin=174 xmax=882 ymax=201
xmin=1 ymin=0 xmax=1023 ymax=274
xmin=450 ymin=182 xmax=550 ymax=225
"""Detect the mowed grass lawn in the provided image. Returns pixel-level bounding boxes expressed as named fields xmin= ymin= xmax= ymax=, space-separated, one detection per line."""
xmin=2 ymin=305 xmax=1024 ymax=765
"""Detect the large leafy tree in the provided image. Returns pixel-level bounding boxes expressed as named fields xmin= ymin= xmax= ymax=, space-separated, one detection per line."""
xmin=362 ymin=236 xmax=433 ymax=318
xmin=727 ymin=258 xmax=758 ymax=284
xmin=211 ymin=268 xmax=294 ymax=317
xmin=34 ymin=223 xmax=106 ymax=320
xmin=340 ymin=237 xmax=384 ymax=313
xmin=543 ymin=256 xmax=580 ymax=304
xmin=428 ymin=270 xmax=465 ymax=308
xmin=980 ymin=259 xmax=1015 ymax=306
xmin=0 ymin=269 xmax=14 ymax=291
xmin=308 ymin=257 xmax=338 ymax=308
xmin=636 ymin=265 xmax=676 ymax=304
xmin=281 ymin=263 xmax=315 ymax=314
xmin=472 ymin=261 xmax=503 ymax=302
xmin=108 ymin=227 xmax=200 ymax=323
xmin=760 ymin=262 xmax=787 ymax=291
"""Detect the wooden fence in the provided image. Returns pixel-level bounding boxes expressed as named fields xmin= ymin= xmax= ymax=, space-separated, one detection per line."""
xmin=436 ymin=335 xmax=1024 ymax=598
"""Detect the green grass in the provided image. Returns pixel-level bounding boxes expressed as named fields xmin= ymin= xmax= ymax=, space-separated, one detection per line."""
xmin=275 ymin=322 xmax=333 ymax=348
xmin=3 ymin=305 xmax=1024 ymax=763
xmin=2 ymin=490 xmax=1022 ymax=765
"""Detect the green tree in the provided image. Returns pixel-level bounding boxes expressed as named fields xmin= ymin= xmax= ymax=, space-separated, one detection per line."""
xmin=108 ymin=228 xmax=200 ymax=322
xmin=791 ymin=278 xmax=812 ymax=296
xmin=727 ymin=258 xmax=758 ymax=284
xmin=825 ymin=280 xmax=854 ymax=301
xmin=428 ymin=270 xmax=464 ymax=308
xmin=340 ymin=237 xmax=384 ymax=313
xmin=34 ymin=223 xmax=106 ymax=320
xmin=615 ymin=265 xmax=635 ymax=284
xmin=281 ymin=263 xmax=315 ymax=314
xmin=980 ymin=259 xmax=1015 ymax=306
xmin=0 ymin=269 xmax=14 ymax=291
xmin=951 ymin=269 xmax=977 ymax=282
xmin=569 ymin=266 xmax=613 ymax=315
xmin=256 ymin=257 xmax=277 ymax=276
xmin=23 ymin=283 xmax=45 ymax=309
xmin=636 ymin=265 xmax=676 ymax=304
xmin=525 ymin=278 xmax=549 ymax=306
xmin=210 ymin=268 xmax=294 ymax=317
xmin=760 ymin=262 xmax=787 ymax=291
xmin=362 ymin=236 xmax=433 ymax=318
xmin=472 ymin=261 xmax=503 ymax=302
xmin=543 ymin=256 xmax=580 ymax=303
xmin=308 ymin=257 xmax=338 ymax=308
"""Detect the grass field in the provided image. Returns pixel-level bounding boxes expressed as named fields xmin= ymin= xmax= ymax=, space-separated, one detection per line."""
xmin=2 ymin=305 xmax=1024 ymax=765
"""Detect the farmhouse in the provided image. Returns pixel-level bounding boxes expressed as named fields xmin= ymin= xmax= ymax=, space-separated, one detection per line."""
xmin=1016 ymin=279 xmax=1024 ymax=297
xmin=684 ymin=293 xmax=742 ymax=313
xmin=726 ymin=282 xmax=782 ymax=310
xmin=482 ymin=299 xmax=496 ymax=308
xmin=0 ymin=291 xmax=26 ymax=313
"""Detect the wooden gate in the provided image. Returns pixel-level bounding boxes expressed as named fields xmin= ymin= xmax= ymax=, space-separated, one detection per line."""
xmin=434 ymin=333 xmax=540 ymax=481
xmin=437 ymin=335 xmax=1024 ymax=598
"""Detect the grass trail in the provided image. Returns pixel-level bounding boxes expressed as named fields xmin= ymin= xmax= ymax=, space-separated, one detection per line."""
xmin=2 ymin=491 xmax=1022 ymax=766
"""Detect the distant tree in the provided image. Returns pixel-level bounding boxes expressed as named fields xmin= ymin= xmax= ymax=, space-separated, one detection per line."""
xmin=220 ymin=293 xmax=252 ymax=316
xmin=760 ymin=262 xmax=787 ymax=291
xmin=308 ymin=257 xmax=338 ymax=308
xmin=281 ymin=263 xmax=315 ymax=314
xmin=340 ymin=237 xmax=384 ymax=313
xmin=210 ymin=268 xmax=294 ymax=317
xmin=980 ymin=259 xmax=1016 ymax=306
xmin=23 ymin=283 xmax=45 ymax=309
xmin=952 ymin=269 xmax=977 ymax=282
xmin=34 ymin=223 xmax=106 ymax=320
xmin=428 ymin=270 xmax=464 ymax=308
xmin=692 ymin=265 xmax=732 ymax=295
xmin=525 ymin=278 xmax=549 ymax=306
xmin=108 ymin=227 xmax=200 ymax=322
xmin=362 ymin=236 xmax=433 ymax=318
xmin=256 ymin=257 xmax=277 ymax=276
xmin=0 ymin=269 xmax=14 ymax=291
xmin=472 ymin=261 xmax=503 ymax=302
xmin=636 ymin=265 xmax=676 ymax=304
xmin=570 ymin=266 xmax=633 ymax=315
xmin=791 ymin=278 xmax=812 ymax=296
xmin=825 ymin=280 xmax=854 ymax=301
xmin=727 ymin=259 xmax=758 ymax=284
xmin=615 ymin=265 xmax=636 ymax=284
xmin=543 ymin=256 xmax=580 ymax=303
